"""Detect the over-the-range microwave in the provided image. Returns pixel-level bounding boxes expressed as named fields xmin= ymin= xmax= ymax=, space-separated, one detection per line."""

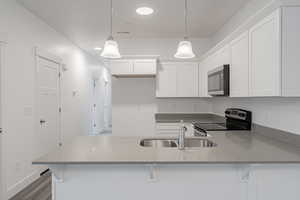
xmin=208 ymin=64 xmax=230 ymax=96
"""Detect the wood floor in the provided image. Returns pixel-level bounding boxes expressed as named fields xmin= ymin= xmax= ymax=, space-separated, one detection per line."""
xmin=9 ymin=172 xmax=51 ymax=200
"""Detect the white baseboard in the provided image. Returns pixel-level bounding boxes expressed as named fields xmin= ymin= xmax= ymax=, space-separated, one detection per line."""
xmin=7 ymin=169 xmax=41 ymax=199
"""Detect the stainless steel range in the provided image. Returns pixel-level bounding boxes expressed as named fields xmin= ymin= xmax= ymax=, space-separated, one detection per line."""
xmin=193 ymin=108 xmax=252 ymax=135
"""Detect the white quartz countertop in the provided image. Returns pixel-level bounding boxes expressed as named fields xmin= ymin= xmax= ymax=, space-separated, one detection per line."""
xmin=33 ymin=131 xmax=300 ymax=165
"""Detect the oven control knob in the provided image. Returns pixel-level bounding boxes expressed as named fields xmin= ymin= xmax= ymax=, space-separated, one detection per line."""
xmin=238 ymin=113 xmax=245 ymax=118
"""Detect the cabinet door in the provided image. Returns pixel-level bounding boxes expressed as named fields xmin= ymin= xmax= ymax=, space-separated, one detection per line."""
xmin=109 ymin=60 xmax=133 ymax=75
xmin=252 ymin=165 xmax=300 ymax=200
xmin=230 ymin=31 xmax=249 ymax=97
xmin=177 ymin=63 xmax=199 ymax=97
xmin=214 ymin=45 xmax=231 ymax=67
xmin=133 ymin=59 xmax=156 ymax=75
xmin=249 ymin=10 xmax=281 ymax=96
xmin=198 ymin=62 xmax=204 ymax=97
xmin=282 ymin=7 xmax=300 ymax=96
xmin=156 ymin=63 xmax=177 ymax=97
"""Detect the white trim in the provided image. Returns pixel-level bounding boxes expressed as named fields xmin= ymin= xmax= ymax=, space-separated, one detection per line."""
xmin=35 ymin=47 xmax=62 ymax=64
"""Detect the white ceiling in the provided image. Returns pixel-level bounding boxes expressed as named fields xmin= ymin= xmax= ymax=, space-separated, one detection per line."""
xmin=17 ymin=0 xmax=250 ymax=53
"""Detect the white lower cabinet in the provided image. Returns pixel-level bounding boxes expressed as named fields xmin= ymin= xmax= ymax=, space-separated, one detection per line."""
xmin=249 ymin=165 xmax=300 ymax=200
xmin=156 ymin=62 xmax=199 ymax=98
xmin=52 ymin=164 xmax=300 ymax=200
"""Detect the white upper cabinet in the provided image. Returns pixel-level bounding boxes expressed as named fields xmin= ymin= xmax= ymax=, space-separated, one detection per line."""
xmin=156 ymin=62 xmax=198 ymax=97
xmin=282 ymin=7 xmax=300 ymax=96
xmin=133 ymin=59 xmax=157 ymax=75
xmin=249 ymin=9 xmax=281 ymax=96
xmin=177 ymin=63 xmax=199 ymax=97
xmin=230 ymin=31 xmax=249 ymax=97
xmin=110 ymin=59 xmax=156 ymax=76
xmin=213 ymin=45 xmax=231 ymax=67
xmin=199 ymin=56 xmax=213 ymax=97
xmin=110 ymin=60 xmax=133 ymax=75
xmin=156 ymin=63 xmax=177 ymax=97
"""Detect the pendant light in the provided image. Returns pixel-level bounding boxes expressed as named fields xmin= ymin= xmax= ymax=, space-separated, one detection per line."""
xmin=174 ymin=0 xmax=195 ymax=59
xmin=101 ymin=0 xmax=121 ymax=58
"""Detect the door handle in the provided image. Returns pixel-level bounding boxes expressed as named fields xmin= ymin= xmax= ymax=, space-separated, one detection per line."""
xmin=40 ymin=119 xmax=46 ymax=124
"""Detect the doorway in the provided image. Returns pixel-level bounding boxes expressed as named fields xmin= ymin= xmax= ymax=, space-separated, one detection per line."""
xmin=91 ymin=68 xmax=111 ymax=135
xmin=35 ymin=49 xmax=61 ymax=168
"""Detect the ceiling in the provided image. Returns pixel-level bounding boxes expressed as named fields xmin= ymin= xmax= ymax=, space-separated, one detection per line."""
xmin=17 ymin=0 xmax=250 ymax=54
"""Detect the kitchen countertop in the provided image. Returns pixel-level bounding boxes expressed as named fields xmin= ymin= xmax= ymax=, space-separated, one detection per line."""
xmin=33 ymin=130 xmax=300 ymax=165
xmin=155 ymin=113 xmax=226 ymax=123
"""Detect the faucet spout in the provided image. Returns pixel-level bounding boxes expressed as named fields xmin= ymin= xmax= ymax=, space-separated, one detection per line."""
xmin=178 ymin=120 xmax=187 ymax=150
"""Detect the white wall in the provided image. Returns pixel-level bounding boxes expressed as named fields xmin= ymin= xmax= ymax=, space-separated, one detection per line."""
xmin=209 ymin=0 xmax=300 ymax=135
xmin=0 ymin=0 xmax=104 ymax=198
xmin=212 ymin=98 xmax=300 ymax=135
xmin=112 ymin=77 xmax=212 ymax=136
xmin=111 ymin=38 xmax=213 ymax=136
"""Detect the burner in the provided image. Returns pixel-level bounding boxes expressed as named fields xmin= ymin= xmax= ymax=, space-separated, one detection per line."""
xmin=193 ymin=109 xmax=252 ymax=133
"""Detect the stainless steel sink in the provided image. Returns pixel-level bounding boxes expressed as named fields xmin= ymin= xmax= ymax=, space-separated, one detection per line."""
xmin=184 ymin=138 xmax=217 ymax=148
xmin=139 ymin=138 xmax=217 ymax=149
xmin=140 ymin=139 xmax=178 ymax=148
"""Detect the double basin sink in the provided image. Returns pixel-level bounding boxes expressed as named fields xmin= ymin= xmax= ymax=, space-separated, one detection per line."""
xmin=140 ymin=138 xmax=217 ymax=149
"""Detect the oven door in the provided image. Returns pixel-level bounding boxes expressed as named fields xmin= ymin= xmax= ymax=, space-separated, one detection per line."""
xmin=208 ymin=65 xmax=229 ymax=96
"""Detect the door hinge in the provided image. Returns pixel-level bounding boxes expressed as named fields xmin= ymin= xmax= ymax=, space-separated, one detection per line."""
xmin=59 ymin=107 xmax=62 ymax=113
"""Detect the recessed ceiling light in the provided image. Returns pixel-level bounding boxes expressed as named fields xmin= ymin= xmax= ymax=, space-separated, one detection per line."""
xmin=136 ymin=7 xmax=154 ymax=16
xmin=94 ymin=47 xmax=102 ymax=51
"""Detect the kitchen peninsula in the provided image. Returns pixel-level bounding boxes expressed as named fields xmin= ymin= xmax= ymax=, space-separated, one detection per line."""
xmin=34 ymin=113 xmax=300 ymax=200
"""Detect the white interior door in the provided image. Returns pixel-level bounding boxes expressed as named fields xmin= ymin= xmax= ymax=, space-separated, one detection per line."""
xmin=36 ymin=56 xmax=60 ymax=165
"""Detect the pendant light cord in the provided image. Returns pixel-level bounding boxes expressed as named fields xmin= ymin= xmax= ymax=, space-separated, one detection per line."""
xmin=110 ymin=0 xmax=113 ymax=38
xmin=184 ymin=0 xmax=188 ymax=39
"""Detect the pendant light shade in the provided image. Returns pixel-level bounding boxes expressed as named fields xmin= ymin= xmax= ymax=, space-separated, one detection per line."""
xmin=101 ymin=0 xmax=121 ymax=59
xmin=174 ymin=0 xmax=196 ymax=59
xmin=174 ymin=40 xmax=195 ymax=59
xmin=101 ymin=36 xmax=121 ymax=58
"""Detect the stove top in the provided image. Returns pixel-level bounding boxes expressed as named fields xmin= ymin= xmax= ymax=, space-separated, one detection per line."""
xmin=193 ymin=123 xmax=227 ymax=131
xmin=192 ymin=108 xmax=252 ymax=133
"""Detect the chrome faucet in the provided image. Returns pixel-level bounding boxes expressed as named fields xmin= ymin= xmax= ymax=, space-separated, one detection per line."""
xmin=178 ymin=120 xmax=187 ymax=150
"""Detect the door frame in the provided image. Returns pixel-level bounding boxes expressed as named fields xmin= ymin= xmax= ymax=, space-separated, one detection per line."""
xmin=0 ymin=39 xmax=7 ymax=200
xmin=35 ymin=47 xmax=62 ymax=149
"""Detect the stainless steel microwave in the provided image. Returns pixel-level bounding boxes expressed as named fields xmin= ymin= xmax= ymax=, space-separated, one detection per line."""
xmin=208 ymin=65 xmax=230 ymax=96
